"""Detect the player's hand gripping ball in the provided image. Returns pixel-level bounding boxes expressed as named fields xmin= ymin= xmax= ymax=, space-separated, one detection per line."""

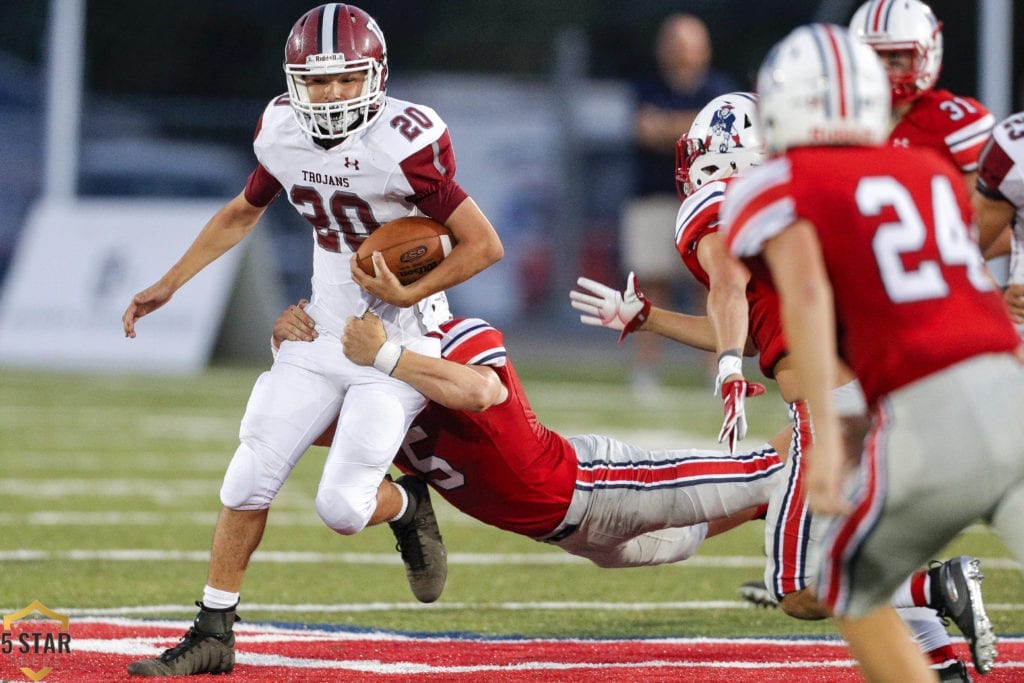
xmin=355 ymin=217 xmax=454 ymax=285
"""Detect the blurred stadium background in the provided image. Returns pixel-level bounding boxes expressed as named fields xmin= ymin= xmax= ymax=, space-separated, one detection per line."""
xmin=0 ymin=1 xmax=1019 ymax=372
xmin=1 ymin=3 xmax=1022 ymax=678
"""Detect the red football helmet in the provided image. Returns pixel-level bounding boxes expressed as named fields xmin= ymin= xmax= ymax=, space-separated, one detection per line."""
xmin=284 ymin=3 xmax=388 ymax=140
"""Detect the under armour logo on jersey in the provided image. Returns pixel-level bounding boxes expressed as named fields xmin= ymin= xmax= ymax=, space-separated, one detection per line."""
xmin=344 ymin=157 xmax=360 ymax=170
xmin=892 ymin=138 xmax=910 ymax=148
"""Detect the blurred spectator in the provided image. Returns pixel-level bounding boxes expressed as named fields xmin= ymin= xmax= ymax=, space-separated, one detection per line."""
xmin=621 ymin=13 xmax=739 ymax=396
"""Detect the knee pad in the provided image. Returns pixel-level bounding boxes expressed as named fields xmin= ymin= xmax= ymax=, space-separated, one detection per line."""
xmin=315 ymin=486 xmax=374 ymax=535
xmin=220 ymin=440 xmax=281 ymax=510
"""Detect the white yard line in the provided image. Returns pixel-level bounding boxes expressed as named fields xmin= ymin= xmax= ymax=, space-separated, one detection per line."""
xmin=0 ymin=548 xmax=1019 ymax=572
xmin=33 ymin=619 xmax=1024 ymax=677
xmin=0 ymin=548 xmax=738 ymax=565
xmin=43 ymin=600 xmax=1024 ymax=615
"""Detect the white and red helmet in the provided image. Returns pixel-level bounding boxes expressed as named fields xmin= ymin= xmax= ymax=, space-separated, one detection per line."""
xmin=756 ymin=24 xmax=890 ymax=154
xmin=849 ymin=0 xmax=943 ymax=106
xmin=675 ymin=92 xmax=765 ymax=199
xmin=284 ymin=3 xmax=388 ymax=140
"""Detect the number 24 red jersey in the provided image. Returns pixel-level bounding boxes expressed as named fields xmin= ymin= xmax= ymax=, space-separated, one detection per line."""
xmin=721 ymin=146 xmax=1019 ymax=406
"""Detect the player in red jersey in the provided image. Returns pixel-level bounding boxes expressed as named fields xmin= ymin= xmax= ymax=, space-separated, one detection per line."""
xmin=273 ymin=303 xmax=789 ymax=567
xmin=721 ymin=23 xmax=1024 ymax=682
xmin=672 ymin=92 xmax=770 ymax=456
xmin=975 ymin=111 xmax=1024 ymax=338
xmin=672 ymin=93 xmax=848 ymax=621
xmin=576 ymin=91 xmax=988 ymax=681
xmin=849 ymin=0 xmax=1014 ymax=272
xmin=849 ymin=0 xmax=994 ymax=192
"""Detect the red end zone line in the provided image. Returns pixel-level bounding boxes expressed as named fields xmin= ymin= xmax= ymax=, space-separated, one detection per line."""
xmin=19 ymin=619 xmax=1024 ymax=683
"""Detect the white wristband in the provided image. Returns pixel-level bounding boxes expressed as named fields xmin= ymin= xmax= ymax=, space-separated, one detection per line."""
xmin=372 ymin=340 xmax=404 ymax=376
xmin=714 ymin=352 xmax=743 ymax=396
xmin=717 ymin=353 xmax=743 ymax=380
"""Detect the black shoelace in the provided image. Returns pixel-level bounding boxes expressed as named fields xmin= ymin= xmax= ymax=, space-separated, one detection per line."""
xmin=393 ymin=519 xmax=427 ymax=571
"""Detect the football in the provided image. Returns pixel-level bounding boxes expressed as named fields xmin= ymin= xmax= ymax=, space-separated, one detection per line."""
xmin=355 ymin=216 xmax=454 ymax=285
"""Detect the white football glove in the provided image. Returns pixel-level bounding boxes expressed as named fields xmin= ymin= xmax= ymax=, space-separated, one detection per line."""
xmin=570 ymin=272 xmax=652 ymax=343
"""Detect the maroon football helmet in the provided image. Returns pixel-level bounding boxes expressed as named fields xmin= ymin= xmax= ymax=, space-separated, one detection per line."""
xmin=284 ymin=4 xmax=388 ymax=139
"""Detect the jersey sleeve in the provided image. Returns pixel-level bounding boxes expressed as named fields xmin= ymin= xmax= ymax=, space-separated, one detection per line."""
xmin=976 ymin=116 xmax=1024 ymax=207
xmin=675 ymin=181 xmax=728 ymax=287
xmin=929 ymin=91 xmax=994 ymax=173
xmin=720 ymin=158 xmax=797 ymax=258
xmin=243 ymin=163 xmax=283 ymax=207
xmin=946 ymin=109 xmax=995 ymax=173
xmin=894 ymin=91 xmax=994 ymax=174
xmin=439 ymin=318 xmax=507 ymax=367
xmin=400 ymin=128 xmax=469 ymax=223
xmin=976 ymin=136 xmax=1014 ymax=201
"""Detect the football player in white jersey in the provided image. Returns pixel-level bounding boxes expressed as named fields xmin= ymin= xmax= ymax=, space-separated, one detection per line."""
xmin=122 ymin=4 xmax=502 ymax=677
xmin=975 ymin=111 xmax=1024 ymax=338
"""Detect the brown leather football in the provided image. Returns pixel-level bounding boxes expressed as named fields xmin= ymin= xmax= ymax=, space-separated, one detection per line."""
xmin=355 ymin=216 xmax=454 ymax=285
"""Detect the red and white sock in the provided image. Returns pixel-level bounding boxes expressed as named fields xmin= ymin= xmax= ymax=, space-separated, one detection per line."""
xmin=891 ymin=569 xmax=930 ymax=608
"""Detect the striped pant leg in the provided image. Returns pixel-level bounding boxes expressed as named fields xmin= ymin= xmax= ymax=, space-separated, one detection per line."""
xmin=559 ymin=434 xmax=783 ymax=568
xmin=763 ymin=400 xmax=825 ymax=600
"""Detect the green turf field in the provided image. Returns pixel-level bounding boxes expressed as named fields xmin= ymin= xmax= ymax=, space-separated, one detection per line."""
xmin=1 ymin=363 xmax=1021 ymax=638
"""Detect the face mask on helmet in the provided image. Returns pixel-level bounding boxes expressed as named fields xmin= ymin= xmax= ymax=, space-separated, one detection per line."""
xmin=849 ymin=0 xmax=943 ymax=107
xmin=675 ymin=92 xmax=766 ymax=199
xmin=284 ymin=3 xmax=389 ymax=140
xmin=756 ymin=24 xmax=891 ymax=154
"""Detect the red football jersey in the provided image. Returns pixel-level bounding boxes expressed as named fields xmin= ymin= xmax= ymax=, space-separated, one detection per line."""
xmin=889 ymin=89 xmax=994 ymax=173
xmin=722 ymin=146 xmax=1019 ymax=406
xmin=675 ymin=178 xmax=788 ymax=378
xmin=393 ymin=318 xmax=578 ymax=538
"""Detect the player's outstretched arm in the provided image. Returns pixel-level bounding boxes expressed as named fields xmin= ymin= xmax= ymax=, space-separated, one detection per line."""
xmin=571 ymin=272 xmax=739 ymax=353
xmin=569 ymin=272 xmax=652 ymax=344
xmin=342 ymin=312 xmax=507 ymax=411
xmin=122 ymin=192 xmax=266 ymax=338
xmin=698 ymin=232 xmax=765 ymax=453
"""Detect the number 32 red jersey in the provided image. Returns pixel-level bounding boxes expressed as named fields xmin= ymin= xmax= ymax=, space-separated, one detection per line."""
xmin=721 ymin=146 xmax=1019 ymax=406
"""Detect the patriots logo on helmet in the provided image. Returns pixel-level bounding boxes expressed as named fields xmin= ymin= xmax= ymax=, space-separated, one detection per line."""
xmin=705 ymin=103 xmax=744 ymax=153
xmin=676 ymin=91 xmax=765 ymax=199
